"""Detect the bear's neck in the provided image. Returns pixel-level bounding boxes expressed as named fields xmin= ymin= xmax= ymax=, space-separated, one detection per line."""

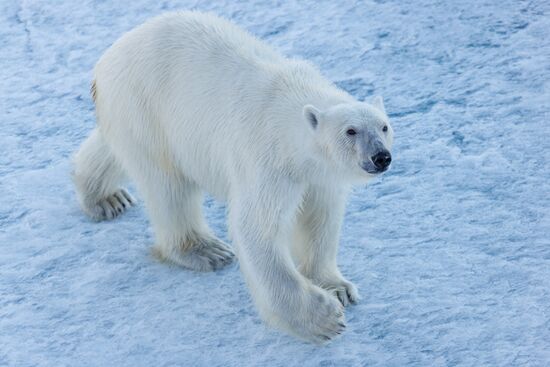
xmin=262 ymin=65 xmax=355 ymax=184
xmin=273 ymin=60 xmax=355 ymax=109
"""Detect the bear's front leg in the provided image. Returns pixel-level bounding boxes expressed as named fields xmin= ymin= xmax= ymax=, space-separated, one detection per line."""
xmin=230 ymin=177 xmax=345 ymax=343
xmin=292 ymin=185 xmax=359 ymax=306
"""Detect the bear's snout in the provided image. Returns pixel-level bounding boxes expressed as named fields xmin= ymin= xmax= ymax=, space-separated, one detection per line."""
xmin=371 ymin=150 xmax=392 ymax=172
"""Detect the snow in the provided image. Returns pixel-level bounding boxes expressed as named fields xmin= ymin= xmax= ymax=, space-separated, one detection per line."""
xmin=1 ymin=0 xmax=549 ymax=366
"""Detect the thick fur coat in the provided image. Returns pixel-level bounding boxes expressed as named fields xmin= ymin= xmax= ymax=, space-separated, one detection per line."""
xmin=74 ymin=11 xmax=394 ymax=343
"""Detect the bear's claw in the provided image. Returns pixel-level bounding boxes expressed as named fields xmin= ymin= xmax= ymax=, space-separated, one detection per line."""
xmin=86 ymin=188 xmax=136 ymax=221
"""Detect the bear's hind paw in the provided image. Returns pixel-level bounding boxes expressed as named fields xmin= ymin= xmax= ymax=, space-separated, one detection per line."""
xmin=85 ymin=188 xmax=136 ymax=221
xmin=154 ymin=236 xmax=235 ymax=272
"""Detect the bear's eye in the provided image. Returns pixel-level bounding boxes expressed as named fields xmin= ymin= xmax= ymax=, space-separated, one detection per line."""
xmin=382 ymin=125 xmax=388 ymax=132
xmin=346 ymin=128 xmax=357 ymax=136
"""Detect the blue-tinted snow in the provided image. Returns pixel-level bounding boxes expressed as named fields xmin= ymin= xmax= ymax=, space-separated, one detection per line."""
xmin=1 ymin=1 xmax=549 ymax=366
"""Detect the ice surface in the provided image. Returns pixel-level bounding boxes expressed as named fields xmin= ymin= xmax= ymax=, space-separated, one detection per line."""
xmin=1 ymin=1 xmax=549 ymax=366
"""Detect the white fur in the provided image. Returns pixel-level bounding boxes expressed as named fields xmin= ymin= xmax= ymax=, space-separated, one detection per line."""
xmin=73 ymin=11 xmax=394 ymax=343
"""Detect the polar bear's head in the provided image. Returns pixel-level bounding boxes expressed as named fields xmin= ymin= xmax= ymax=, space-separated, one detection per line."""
xmin=303 ymin=96 xmax=393 ymax=180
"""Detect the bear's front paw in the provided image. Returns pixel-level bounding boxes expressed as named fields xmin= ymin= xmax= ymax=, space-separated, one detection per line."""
xmin=274 ymin=285 xmax=345 ymax=344
xmin=302 ymin=286 xmax=346 ymax=343
xmin=318 ymin=277 xmax=359 ymax=307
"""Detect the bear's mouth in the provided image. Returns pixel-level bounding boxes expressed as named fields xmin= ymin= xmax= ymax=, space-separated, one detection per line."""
xmin=359 ymin=162 xmax=388 ymax=174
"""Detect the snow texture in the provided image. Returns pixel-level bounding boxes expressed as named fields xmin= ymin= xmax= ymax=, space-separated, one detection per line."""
xmin=1 ymin=1 xmax=549 ymax=366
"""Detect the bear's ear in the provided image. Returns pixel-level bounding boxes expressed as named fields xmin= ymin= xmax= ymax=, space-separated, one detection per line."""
xmin=303 ymin=105 xmax=321 ymax=129
xmin=372 ymin=95 xmax=386 ymax=114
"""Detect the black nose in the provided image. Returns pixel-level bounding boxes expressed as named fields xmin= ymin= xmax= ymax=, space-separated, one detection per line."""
xmin=372 ymin=151 xmax=392 ymax=170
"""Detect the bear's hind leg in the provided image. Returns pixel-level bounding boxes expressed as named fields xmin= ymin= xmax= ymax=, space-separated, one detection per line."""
xmin=73 ymin=128 xmax=136 ymax=221
xmin=141 ymin=171 xmax=234 ymax=272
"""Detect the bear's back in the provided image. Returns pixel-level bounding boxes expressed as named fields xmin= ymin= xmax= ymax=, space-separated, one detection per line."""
xmin=98 ymin=11 xmax=285 ymax=77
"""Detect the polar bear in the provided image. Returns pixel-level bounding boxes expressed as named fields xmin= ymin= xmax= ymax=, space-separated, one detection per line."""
xmin=73 ymin=11 xmax=393 ymax=343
